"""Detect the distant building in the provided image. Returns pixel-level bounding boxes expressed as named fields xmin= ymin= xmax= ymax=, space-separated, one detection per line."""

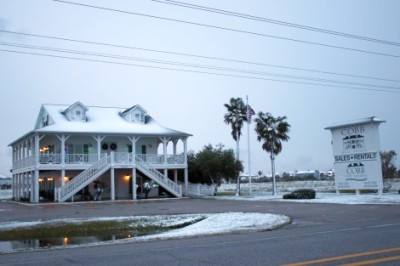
xmin=9 ymin=102 xmax=191 ymax=203
xmin=289 ymin=170 xmax=320 ymax=180
xmin=0 ymin=175 xmax=12 ymax=190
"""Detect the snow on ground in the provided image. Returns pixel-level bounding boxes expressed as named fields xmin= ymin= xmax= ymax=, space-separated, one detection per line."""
xmin=216 ymin=192 xmax=400 ymax=205
xmin=215 ymin=180 xmax=400 ymax=205
xmin=145 ymin=213 xmax=290 ymax=240
xmin=0 ymin=213 xmax=290 ymax=253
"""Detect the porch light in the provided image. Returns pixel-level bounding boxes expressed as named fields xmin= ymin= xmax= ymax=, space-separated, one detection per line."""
xmin=64 ymin=176 xmax=70 ymax=182
xmin=63 ymin=237 xmax=69 ymax=245
xmin=47 ymin=177 xmax=54 ymax=181
xmin=124 ymin=175 xmax=130 ymax=181
xmin=39 ymin=146 xmax=50 ymax=153
xmin=39 ymin=178 xmax=44 ymax=182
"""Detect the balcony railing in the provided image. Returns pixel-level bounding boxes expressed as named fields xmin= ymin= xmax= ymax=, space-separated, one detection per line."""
xmin=13 ymin=153 xmax=186 ymax=169
xmin=13 ymin=155 xmax=35 ymax=169
xmin=66 ymin=153 xmax=100 ymax=164
xmin=40 ymin=154 xmax=61 ymax=164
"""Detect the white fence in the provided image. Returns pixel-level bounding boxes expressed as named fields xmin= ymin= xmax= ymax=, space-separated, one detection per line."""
xmin=184 ymin=183 xmax=216 ymax=197
xmin=0 ymin=190 xmax=12 ymax=200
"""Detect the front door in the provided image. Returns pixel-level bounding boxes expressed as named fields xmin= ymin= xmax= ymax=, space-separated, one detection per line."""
xmin=141 ymin=145 xmax=146 ymax=155
xmin=141 ymin=145 xmax=146 ymax=161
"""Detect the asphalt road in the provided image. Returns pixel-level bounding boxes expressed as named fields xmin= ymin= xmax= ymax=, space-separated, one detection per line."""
xmin=0 ymin=198 xmax=400 ymax=265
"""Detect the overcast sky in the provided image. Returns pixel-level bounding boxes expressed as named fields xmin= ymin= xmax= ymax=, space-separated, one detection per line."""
xmin=1 ymin=0 xmax=399 ymax=177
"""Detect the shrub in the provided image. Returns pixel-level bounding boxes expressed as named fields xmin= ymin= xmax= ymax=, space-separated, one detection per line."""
xmin=283 ymin=189 xmax=316 ymax=199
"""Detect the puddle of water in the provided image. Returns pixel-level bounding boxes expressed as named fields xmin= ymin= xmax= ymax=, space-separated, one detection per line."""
xmin=0 ymin=233 xmax=139 ymax=252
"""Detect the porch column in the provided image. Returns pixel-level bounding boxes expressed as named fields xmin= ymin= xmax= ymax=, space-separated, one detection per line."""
xmin=93 ymin=136 xmax=106 ymax=161
xmin=15 ymin=174 xmax=18 ymax=201
xmin=35 ymin=134 xmax=45 ymax=165
xmin=61 ymin=169 xmax=66 ymax=186
xmin=56 ymin=134 xmax=70 ymax=164
xmin=160 ymin=137 xmax=170 ymax=178
xmin=128 ymin=136 xmax=140 ymax=162
xmin=174 ymin=170 xmax=178 ymax=183
xmin=183 ymin=137 xmax=188 ymax=196
xmin=57 ymin=135 xmax=70 ymax=186
xmin=183 ymin=137 xmax=188 ymax=164
xmin=132 ymin=168 xmax=137 ymax=200
xmin=18 ymin=174 xmax=22 ymax=201
xmin=111 ymin=167 xmax=115 ymax=201
xmin=30 ymin=171 xmax=34 ymax=202
xmin=16 ymin=143 xmax=20 ymax=162
xmin=162 ymin=137 xmax=168 ymax=164
xmin=34 ymin=170 xmax=39 ymax=203
xmin=184 ymin=168 xmax=188 ymax=197
xmin=22 ymin=173 xmax=26 ymax=199
xmin=172 ymin=140 xmax=178 ymax=156
xmin=30 ymin=137 xmax=34 ymax=157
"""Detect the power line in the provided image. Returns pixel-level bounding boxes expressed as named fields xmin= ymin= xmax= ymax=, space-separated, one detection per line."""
xmin=2 ymin=41 xmax=400 ymax=91
xmin=151 ymin=0 xmax=400 ymax=47
xmin=1 ymin=48 xmax=399 ymax=94
xmin=2 ymin=30 xmax=399 ymax=83
xmin=52 ymin=0 xmax=400 ymax=59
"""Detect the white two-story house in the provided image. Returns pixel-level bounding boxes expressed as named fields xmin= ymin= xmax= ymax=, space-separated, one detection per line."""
xmin=9 ymin=101 xmax=191 ymax=203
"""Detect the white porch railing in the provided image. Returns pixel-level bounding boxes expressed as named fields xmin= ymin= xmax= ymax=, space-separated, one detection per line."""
xmin=66 ymin=153 xmax=100 ymax=164
xmin=14 ymin=153 xmax=185 ymax=169
xmin=13 ymin=155 xmax=35 ymax=169
xmin=135 ymin=154 xmax=164 ymax=164
xmin=167 ymin=154 xmax=185 ymax=164
xmin=40 ymin=154 xmax=61 ymax=164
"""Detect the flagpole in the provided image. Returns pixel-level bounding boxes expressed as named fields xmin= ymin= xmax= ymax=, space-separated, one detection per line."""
xmin=246 ymin=95 xmax=252 ymax=195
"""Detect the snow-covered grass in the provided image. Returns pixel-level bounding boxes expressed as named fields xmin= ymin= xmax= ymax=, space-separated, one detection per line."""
xmin=147 ymin=213 xmax=289 ymax=240
xmin=218 ymin=179 xmax=400 ymax=194
xmin=216 ymin=192 xmax=400 ymax=205
xmin=0 ymin=213 xmax=290 ymax=253
xmin=216 ymin=180 xmax=400 ymax=205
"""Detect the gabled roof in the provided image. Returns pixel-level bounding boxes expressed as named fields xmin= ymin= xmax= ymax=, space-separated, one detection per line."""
xmin=120 ymin=104 xmax=147 ymax=115
xmin=61 ymin=101 xmax=88 ymax=114
xmin=9 ymin=103 xmax=191 ymax=146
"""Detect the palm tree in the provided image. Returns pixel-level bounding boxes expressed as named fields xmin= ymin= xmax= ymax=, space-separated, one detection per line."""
xmin=254 ymin=112 xmax=290 ymax=195
xmin=224 ymin=97 xmax=248 ymax=196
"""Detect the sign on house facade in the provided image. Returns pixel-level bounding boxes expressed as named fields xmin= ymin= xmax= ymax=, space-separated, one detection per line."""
xmin=325 ymin=117 xmax=385 ymax=194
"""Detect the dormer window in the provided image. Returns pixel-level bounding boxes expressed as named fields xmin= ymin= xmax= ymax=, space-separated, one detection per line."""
xmin=75 ymin=110 xmax=82 ymax=120
xmin=62 ymin=101 xmax=88 ymax=122
xmin=121 ymin=105 xmax=147 ymax=124
xmin=133 ymin=112 xmax=144 ymax=123
xmin=42 ymin=115 xmax=49 ymax=127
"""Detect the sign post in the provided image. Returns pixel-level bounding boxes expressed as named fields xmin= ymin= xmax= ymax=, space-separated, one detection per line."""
xmin=325 ymin=117 xmax=385 ymax=195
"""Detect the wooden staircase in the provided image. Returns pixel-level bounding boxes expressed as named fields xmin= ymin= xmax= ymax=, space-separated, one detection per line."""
xmin=56 ymin=153 xmax=181 ymax=202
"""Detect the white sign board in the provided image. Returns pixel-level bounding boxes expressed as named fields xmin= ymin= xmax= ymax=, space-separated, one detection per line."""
xmin=325 ymin=117 xmax=384 ymax=192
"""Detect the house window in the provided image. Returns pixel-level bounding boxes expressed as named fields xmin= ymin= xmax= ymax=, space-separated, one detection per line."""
xmin=42 ymin=115 xmax=49 ymax=127
xmin=70 ymin=109 xmax=85 ymax=121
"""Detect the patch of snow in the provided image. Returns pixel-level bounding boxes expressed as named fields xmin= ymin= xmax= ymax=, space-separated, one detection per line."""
xmin=0 ymin=213 xmax=290 ymax=253
xmin=144 ymin=213 xmax=289 ymax=240
xmin=215 ymin=192 xmax=400 ymax=205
